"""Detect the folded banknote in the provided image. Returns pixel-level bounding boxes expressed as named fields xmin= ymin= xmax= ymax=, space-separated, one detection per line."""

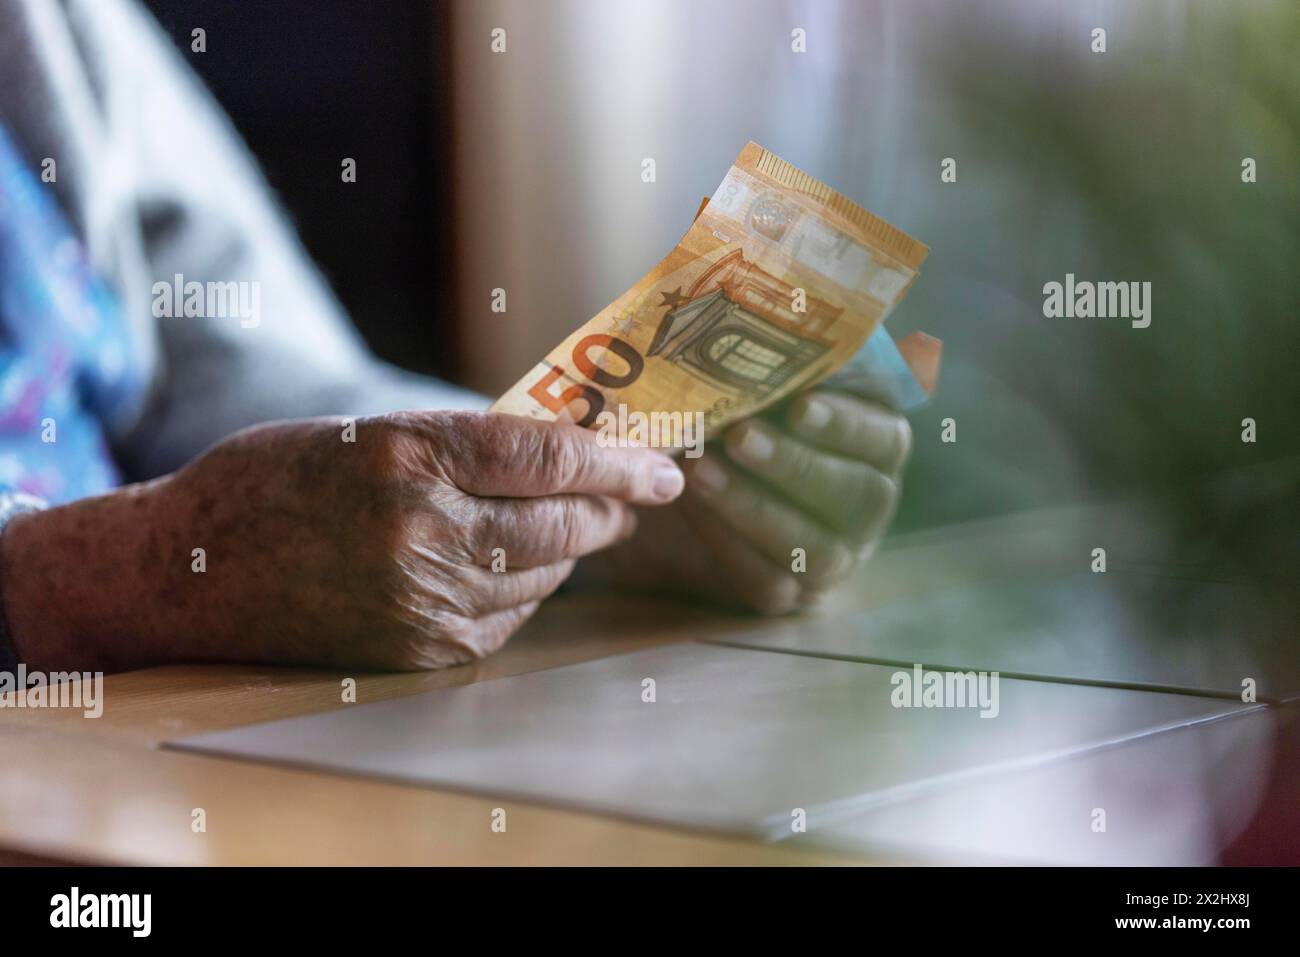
xmin=492 ymin=142 xmax=939 ymax=447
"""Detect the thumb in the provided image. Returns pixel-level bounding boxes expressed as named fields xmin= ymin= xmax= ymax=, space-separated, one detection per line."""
xmin=445 ymin=412 xmax=684 ymax=504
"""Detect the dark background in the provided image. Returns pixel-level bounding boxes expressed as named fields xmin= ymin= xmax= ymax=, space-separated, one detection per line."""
xmin=142 ymin=0 xmax=457 ymax=378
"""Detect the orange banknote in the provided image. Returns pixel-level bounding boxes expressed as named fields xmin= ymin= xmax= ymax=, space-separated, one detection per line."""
xmin=492 ymin=142 xmax=938 ymax=449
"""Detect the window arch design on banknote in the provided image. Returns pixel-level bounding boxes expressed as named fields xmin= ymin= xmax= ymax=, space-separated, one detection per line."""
xmin=646 ymin=247 xmax=835 ymax=403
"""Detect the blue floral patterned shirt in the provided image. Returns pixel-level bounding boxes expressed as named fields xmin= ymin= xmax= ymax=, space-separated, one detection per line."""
xmin=0 ymin=123 xmax=147 ymax=506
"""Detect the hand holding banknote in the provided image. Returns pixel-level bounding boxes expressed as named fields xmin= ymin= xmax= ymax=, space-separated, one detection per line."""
xmin=590 ymin=389 xmax=911 ymax=613
xmin=5 ymin=412 xmax=684 ymax=672
xmin=495 ymin=143 xmax=938 ymax=613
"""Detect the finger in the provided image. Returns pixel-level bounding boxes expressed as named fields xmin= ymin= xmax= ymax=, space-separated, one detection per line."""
xmin=680 ymin=499 xmax=803 ymax=615
xmin=723 ymin=419 xmax=899 ymax=534
xmin=784 ymin=391 xmax=912 ymax=475
xmin=438 ymin=412 xmax=684 ymax=504
xmin=470 ymin=601 xmax=543 ymax=658
xmin=685 ymin=453 xmax=859 ymax=589
xmin=470 ymin=494 xmax=638 ymax=568
xmin=427 ymin=600 xmax=542 ymax=666
xmin=469 ymin=559 xmax=576 ymax=615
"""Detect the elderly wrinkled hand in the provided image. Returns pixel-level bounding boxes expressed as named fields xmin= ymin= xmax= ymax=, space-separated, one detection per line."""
xmin=602 ymin=390 xmax=911 ymax=613
xmin=3 ymin=412 xmax=684 ymax=672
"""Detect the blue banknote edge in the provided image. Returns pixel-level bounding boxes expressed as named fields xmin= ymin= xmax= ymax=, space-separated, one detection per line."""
xmin=824 ymin=325 xmax=931 ymax=412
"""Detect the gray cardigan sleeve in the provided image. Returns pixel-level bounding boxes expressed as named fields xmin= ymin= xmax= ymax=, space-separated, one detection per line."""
xmin=1 ymin=0 xmax=485 ymax=482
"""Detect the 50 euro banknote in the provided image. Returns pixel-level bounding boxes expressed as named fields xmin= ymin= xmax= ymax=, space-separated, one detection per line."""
xmin=491 ymin=142 xmax=940 ymax=448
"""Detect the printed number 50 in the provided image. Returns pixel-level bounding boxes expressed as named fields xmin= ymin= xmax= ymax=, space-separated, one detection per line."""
xmin=527 ymin=334 xmax=644 ymax=427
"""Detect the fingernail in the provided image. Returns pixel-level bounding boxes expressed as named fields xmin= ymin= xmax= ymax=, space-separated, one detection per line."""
xmin=691 ymin=458 xmax=728 ymax=495
xmin=796 ymin=398 xmax=833 ymax=433
xmin=652 ymin=464 xmax=685 ymax=501
xmin=894 ymin=417 xmax=912 ymax=465
xmin=732 ymin=424 xmax=775 ymax=464
xmin=758 ymin=577 xmax=801 ymax=615
xmin=828 ymin=545 xmax=854 ymax=578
